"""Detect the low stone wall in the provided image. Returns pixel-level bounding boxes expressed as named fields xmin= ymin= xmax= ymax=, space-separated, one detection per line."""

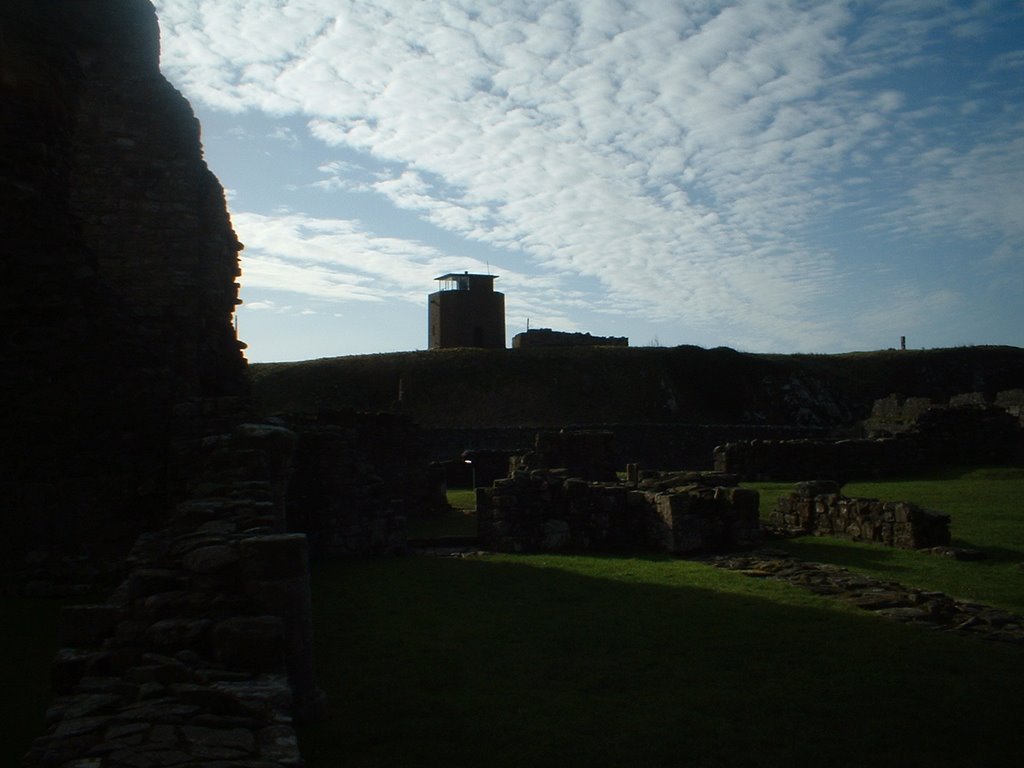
xmin=715 ymin=403 xmax=1021 ymax=481
xmin=477 ymin=470 xmax=761 ymax=554
xmin=713 ymin=437 xmax=919 ymax=483
xmin=995 ymin=389 xmax=1024 ymax=426
xmin=25 ymin=414 xmax=324 ymax=768
xmin=769 ymin=481 xmax=950 ymax=549
xmin=427 ymin=423 xmax=826 ymax=473
xmin=282 ymin=411 xmax=424 ymax=558
xmin=510 ymin=430 xmax=619 ymax=481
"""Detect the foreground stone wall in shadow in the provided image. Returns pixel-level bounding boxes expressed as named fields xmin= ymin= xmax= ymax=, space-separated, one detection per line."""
xmin=27 ymin=416 xmax=323 ymax=767
xmin=3 ymin=2 xmax=323 ymax=765
xmin=2 ymin=0 xmax=245 ymax=573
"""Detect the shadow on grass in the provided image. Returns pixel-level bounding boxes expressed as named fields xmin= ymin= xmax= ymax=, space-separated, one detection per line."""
xmin=770 ymin=536 xmax=912 ymax=573
xmin=0 ymin=596 xmax=77 ymax=766
xmin=301 ymin=553 xmax=1023 ymax=768
xmin=947 ymin=540 xmax=1024 ymax=563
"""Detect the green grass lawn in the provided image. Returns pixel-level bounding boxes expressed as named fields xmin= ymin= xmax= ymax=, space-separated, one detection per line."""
xmin=301 ymin=465 xmax=1024 ymax=767
xmin=745 ymin=466 xmax=1024 ymax=613
xmin=8 ymin=470 xmax=1023 ymax=767
xmin=300 ymin=552 xmax=1023 ymax=768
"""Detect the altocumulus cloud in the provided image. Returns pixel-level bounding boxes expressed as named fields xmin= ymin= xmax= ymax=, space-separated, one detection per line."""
xmin=155 ymin=0 xmax=1024 ymax=352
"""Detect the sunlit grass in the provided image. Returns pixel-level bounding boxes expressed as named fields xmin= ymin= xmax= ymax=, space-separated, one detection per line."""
xmin=745 ymin=466 xmax=1024 ymax=613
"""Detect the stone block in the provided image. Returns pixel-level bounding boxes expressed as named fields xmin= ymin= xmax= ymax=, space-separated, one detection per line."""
xmin=144 ymin=618 xmax=213 ymax=651
xmin=239 ymin=534 xmax=308 ymax=580
xmin=212 ymin=615 xmax=285 ymax=672
xmin=59 ymin=604 xmax=123 ymax=647
xmin=182 ymin=544 xmax=240 ymax=574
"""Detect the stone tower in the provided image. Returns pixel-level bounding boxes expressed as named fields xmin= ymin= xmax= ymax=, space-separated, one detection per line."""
xmin=428 ymin=272 xmax=506 ymax=349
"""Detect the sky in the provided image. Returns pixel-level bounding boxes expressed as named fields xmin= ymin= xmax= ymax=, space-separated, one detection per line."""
xmin=152 ymin=0 xmax=1024 ymax=363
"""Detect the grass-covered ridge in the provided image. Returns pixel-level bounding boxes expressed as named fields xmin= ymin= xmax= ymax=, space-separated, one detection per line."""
xmin=250 ymin=345 xmax=1024 ymax=428
xmin=300 ymin=468 xmax=1024 ymax=767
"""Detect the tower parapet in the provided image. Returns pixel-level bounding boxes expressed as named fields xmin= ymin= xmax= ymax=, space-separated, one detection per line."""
xmin=428 ymin=272 xmax=505 ymax=349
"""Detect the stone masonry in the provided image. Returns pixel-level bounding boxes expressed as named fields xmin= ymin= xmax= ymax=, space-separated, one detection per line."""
xmin=769 ymin=481 xmax=951 ymax=549
xmin=477 ymin=465 xmax=761 ymax=554
xmin=714 ymin=397 xmax=1021 ymax=482
xmin=25 ymin=409 xmax=324 ymax=767
xmin=3 ymin=2 xmax=326 ymax=765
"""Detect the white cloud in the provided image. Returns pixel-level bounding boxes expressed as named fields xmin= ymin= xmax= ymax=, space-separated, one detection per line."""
xmin=156 ymin=0 xmax=1024 ymax=352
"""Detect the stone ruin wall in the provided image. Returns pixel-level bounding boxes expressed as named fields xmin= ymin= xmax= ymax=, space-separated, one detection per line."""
xmin=283 ymin=409 xmax=444 ymax=559
xmin=714 ymin=398 xmax=1022 ymax=482
xmin=477 ymin=470 xmax=761 ymax=554
xmin=2 ymin=2 xmax=336 ymax=765
xmin=769 ymin=481 xmax=951 ymax=550
xmin=3 ymin=0 xmax=246 ymax=571
xmin=65 ymin=1 xmax=246 ymax=399
xmin=428 ymin=423 xmax=827 ymax=479
xmin=27 ymin=415 xmax=322 ymax=767
xmin=477 ymin=432 xmax=762 ymax=554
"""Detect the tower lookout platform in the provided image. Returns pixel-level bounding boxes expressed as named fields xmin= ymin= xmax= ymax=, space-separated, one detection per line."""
xmin=428 ymin=272 xmax=505 ymax=349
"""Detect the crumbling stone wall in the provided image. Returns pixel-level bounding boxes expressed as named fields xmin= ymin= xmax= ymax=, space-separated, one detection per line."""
xmin=769 ymin=481 xmax=951 ymax=549
xmin=995 ymin=389 xmax=1024 ymax=426
xmin=510 ymin=430 xmax=619 ymax=481
xmin=477 ymin=469 xmax=761 ymax=554
xmin=715 ymin=402 xmax=1021 ymax=482
xmin=26 ymin=413 xmax=322 ymax=767
xmin=2 ymin=0 xmax=245 ymax=572
xmin=65 ymin=0 xmax=246 ymax=399
xmin=866 ymin=391 xmax=1024 ymax=438
xmin=426 ymin=423 xmax=827 ymax=475
xmin=713 ymin=437 xmax=920 ymax=483
xmin=282 ymin=410 xmax=430 ymax=557
xmin=4 ymin=2 xmax=327 ymax=765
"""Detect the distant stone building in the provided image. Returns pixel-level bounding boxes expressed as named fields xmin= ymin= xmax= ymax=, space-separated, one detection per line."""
xmin=428 ymin=272 xmax=505 ymax=349
xmin=512 ymin=328 xmax=628 ymax=349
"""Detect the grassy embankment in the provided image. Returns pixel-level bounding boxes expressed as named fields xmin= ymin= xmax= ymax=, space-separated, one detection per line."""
xmin=250 ymin=345 xmax=1024 ymax=428
xmin=300 ymin=467 xmax=1024 ymax=767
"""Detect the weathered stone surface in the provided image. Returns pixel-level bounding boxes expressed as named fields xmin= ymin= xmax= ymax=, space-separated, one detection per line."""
xmin=769 ymin=484 xmax=950 ymax=549
xmin=717 ymin=395 xmax=1021 ymax=481
xmin=181 ymin=544 xmax=240 ymax=574
xmin=239 ymin=535 xmax=308 ymax=580
xmin=212 ymin=616 xmax=285 ymax=672
xmin=7 ymin=4 xmax=319 ymax=767
xmin=144 ymin=619 xmax=213 ymax=651
xmin=709 ymin=550 xmax=1024 ymax=645
xmin=59 ymin=605 xmax=125 ymax=647
xmin=478 ymin=464 xmax=760 ymax=554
